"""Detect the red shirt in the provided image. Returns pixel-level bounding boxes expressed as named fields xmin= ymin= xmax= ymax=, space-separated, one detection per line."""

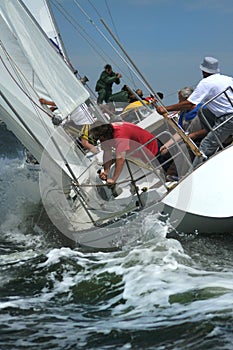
xmin=104 ymin=122 xmax=158 ymax=161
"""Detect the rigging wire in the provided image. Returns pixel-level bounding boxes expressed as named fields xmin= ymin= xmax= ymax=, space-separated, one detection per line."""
xmin=50 ymin=1 xmax=134 ymax=101
xmin=50 ymin=0 xmax=114 ymax=97
xmin=87 ymin=0 xmax=119 ymax=43
xmin=0 ymin=47 xmax=98 ymax=223
xmin=89 ymin=0 xmax=137 ymax=88
xmin=52 ymin=0 xmax=143 ymax=91
xmin=50 ymin=0 xmax=109 ymax=63
xmin=104 ymin=0 xmax=137 ymax=88
xmin=104 ymin=0 xmax=119 ymax=41
xmin=59 ymin=1 xmax=196 ymax=102
xmin=71 ymin=0 xmax=153 ymax=93
xmin=72 ymin=0 xmax=133 ymax=80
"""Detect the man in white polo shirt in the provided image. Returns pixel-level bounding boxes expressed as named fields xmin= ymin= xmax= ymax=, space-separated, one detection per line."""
xmin=156 ymin=56 xmax=233 ymax=166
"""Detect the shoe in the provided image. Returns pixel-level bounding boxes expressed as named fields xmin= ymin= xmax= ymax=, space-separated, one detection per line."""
xmin=166 ymin=175 xmax=179 ymax=182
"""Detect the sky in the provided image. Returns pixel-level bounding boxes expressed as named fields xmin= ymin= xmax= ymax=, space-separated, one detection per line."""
xmin=49 ymin=0 xmax=233 ymax=105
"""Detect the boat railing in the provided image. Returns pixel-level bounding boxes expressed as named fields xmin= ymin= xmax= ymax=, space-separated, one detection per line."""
xmin=73 ymin=127 xmax=193 ymax=191
xmin=125 ymin=129 xmax=193 ymax=180
xmin=119 ymin=104 xmax=155 ymax=124
xmin=198 ymin=86 xmax=233 ymax=150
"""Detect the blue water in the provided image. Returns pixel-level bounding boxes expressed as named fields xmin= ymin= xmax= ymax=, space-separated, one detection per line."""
xmin=1 ymin=124 xmax=233 ymax=349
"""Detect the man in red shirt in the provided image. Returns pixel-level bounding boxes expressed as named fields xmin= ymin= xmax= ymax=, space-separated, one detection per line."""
xmin=91 ymin=121 xmax=159 ymax=185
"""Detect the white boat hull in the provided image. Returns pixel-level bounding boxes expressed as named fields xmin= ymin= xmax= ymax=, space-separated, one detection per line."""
xmin=1 ymin=0 xmax=232 ymax=251
xmin=64 ymin=145 xmax=233 ymax=249
xmin=160 ymin=145 xmax=233 ymax=235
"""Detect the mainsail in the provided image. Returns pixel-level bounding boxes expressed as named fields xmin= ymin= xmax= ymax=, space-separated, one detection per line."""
xmin=22 ymin=0 xmax=71 ymax=68
xmin=0 ymin=0 xmax=90 ymax=171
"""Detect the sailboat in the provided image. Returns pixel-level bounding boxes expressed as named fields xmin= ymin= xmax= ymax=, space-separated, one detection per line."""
xmin=1 ymin=0 xmax=233 ymax=250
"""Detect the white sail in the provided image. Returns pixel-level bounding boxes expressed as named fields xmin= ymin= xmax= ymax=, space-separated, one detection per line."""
xmin=22 ymin=0 xmax=70 ymax=66
xmin=0 ymin=0 xmax=90 ymax=173
xmin=1 ymin=0 xmax=89 ymax=117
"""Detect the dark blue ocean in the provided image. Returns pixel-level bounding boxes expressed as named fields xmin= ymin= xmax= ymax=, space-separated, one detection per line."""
xmin=1 ymin=123 xmax=233 ymax=350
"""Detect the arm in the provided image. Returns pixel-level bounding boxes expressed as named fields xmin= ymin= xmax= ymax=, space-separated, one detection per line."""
xmin=81 ymin=138 xmax=98 ymax=154
xmin=106 ymin=152 xmax=125 ymax=185
xmin=105 ymin=73 xmax=122 ymax=86
xmin=99 ymin=150 xmax=125 ymax=185
xmin=80 ymin=124 xmax=98 ymax=154
xmin=160 ymin=133 xmax=181 ymax=154
xmin=189 ymin=128 xmax=207 ymax=140
xmin=156 ymin=100 xmax=195 ymax=114
xmin=161 ymin=128 xmax=207 ymax=155
xmin=39 ymin=98 xmax=57 ymax=112
xmin=99 ymin=148 xmax=114 ymax=180
xmin=39 ymin=98 xmax=56 ymax=106
xmin=114 ymin=73 xmax=122 ymax=85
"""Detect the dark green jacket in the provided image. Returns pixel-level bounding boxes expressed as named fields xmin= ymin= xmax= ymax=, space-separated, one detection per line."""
xmin=95 ymin=71 xmax=120 ymax=92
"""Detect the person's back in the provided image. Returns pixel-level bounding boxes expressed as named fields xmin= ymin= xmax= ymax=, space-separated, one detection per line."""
xmin=189 ymin=74 xmax=233 ymax=117
xmin=91 ymin=121 xmax=162 ymax=185
xmin=155 ymin=56 xmax=233 ymax=168
xmin=188 ymin=57 xmax=233 ymax=165
xmin=111 ymin=122 xmax=159 ymax=159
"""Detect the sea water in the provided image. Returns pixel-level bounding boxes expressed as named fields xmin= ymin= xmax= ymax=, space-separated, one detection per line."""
xmin=1 ymin=125 xmax=233 ymax=350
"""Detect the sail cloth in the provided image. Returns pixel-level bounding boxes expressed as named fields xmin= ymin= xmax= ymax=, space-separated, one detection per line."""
xmin=22 ymin=0 xmax=68 ymax=61
xmin=0 ymin=0 xmax=89 ymax=118
xmin=0 ymin=44 xmax=87 ymax=172
xmin=0 ymin=0 xmax=89 ymax=175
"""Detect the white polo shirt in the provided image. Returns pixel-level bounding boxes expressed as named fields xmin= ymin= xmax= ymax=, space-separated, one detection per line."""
xmin=188 ymin=73 xmax=233 ymax=117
